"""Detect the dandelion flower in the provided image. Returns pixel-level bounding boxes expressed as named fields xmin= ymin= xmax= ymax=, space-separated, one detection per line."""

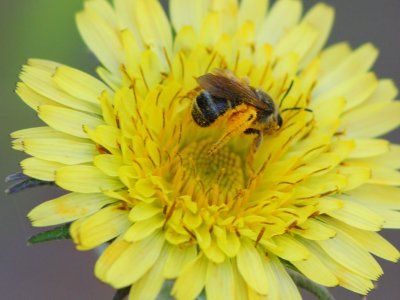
xmin=11 ymin=0 xmax=400 ymax=299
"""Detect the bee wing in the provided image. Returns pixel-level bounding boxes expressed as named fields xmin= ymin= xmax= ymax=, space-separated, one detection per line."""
xmin=197 ymin=72 xmax=270 ymax=110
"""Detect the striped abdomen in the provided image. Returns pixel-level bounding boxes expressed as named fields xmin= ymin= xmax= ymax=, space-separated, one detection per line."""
xmin=192 ymin=91 xmax=239 ymax=127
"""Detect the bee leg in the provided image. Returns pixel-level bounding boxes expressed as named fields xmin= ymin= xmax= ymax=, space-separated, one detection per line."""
xmin=244 ymin=128 xmax=263 ymax=149
xmin=208 ymin=106 xmax=257 ymax=155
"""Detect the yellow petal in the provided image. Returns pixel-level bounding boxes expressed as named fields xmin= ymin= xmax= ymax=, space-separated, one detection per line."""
xmin=215 ymin=227 xmax=241 ymax=257
xmin=128 ymin=245 xmax=169 ymax=300
xmin=341 ymin=101 xmax=400 ymax=138
xmin=53 ymin=65 xmax=111 ymax=104
xmin=316 ymin=198 xmax=344 ymax=215
xmin=291 ymin=218 xmax=336 ymax=241
xmin=86 ymin=124 xmax=121 ymax=151
xmin=229 ymin=263 xmax=248 ymax=300
xmin=294 ymin=174 xmax=347 ymax=199
xmin=200 ymin=12 xmax=222 ymax=47
xmin=326 ymin=218 xmax=399 ymax=262
xmin=98 ymin=91 xmax=117 ymax=127
xmin=310 ymin=96 xmax=345 ymax=128
xmin=16 ymin=82 xmax=59 ymax=111
xmin=117 ymin=166 xmax=138 ymax=189
xmin=96 ymin=66 xmax=121 ymax=90
xmin=172 ymin=253 xmax=208 ymax=300
xmin=85 ymin=0 xmax=119 ymax=28
xmin=319 ymin=42 xmax=352 ymax=77
xmin=56 ymin=165 xmax=124 ymax=193
xmin=70 ymin=204 xmax=131 ymax=250
xmin=194 ymin=223 xmax=212 ymax=251
xmin=114 ymin=0 xmax=142 ymax=46
xmin=21 ymin=157 xmax=64 ymax=181
xmin=271 ymin=52 xmax=299 ymax=80
xmin=335 ymin=165 xmax=371 ymax=191
xmin=275 ymin=23 xmax=319 ymax=63
xmin=356 ymin=144 xmax=400 ymax=169
xmin=317 ymin=230 xmax=383 ymax=280
xmin=94 ymin=154 xmax=123 ymax=177
xmin=170 ymin=0 xmax=209 ymax=33
xmin=315 ymin=43 xmax=378 ymax=95
xmin=95 ymin=237 xmax=131 ymax=280
xmin=301 ymin=238 xmax=374 ymax=295
xmin=292 ymin=251 xmax=339 ymax=287
xmin=346 ymin=184 xmax=400 ymax=210
xmin=205 ymin=260 xmax=234 ymax=300
xmin=203 ymin=238 xmax=226 ymax=263
xmin=20 ymin=138 xmax=97 ymax=165
xmin=368 ymin=167 xmax=400 ymax=186
xmin=183 ymin=210 xmax=203 ymax=229
xmin=28 ymin=192 xmax=116 ymax=227
xmin=163 ymin=244 xmax=197 ymax=279
xmin=27 ymin=58 xmax=60 ymax=71
xmin=348 ymin=139 xmax=389 ymax=159
xmin=133 ymin=0 xmax=172 ymax=50
xmin=120 ymin=29 xmax=142 ymax=78
xmin=210 ymin=0 xmax=238 ymax=34
xmin=379 ymin=209 xmax=400 ymax=228
xmin=124 ymin=214 xmax=164 ymax=242
xmin=263 ymin=254 xmax=302 ymax=300
xmin=327 ymin=199 xmax=384 ymax=231
xmin=300 ymin=3 xmax=335 ymax=67
xmin=364 ymin=79 xmax=398 ymax=105
xmin=20 ymin=65 xmax=100 ymax=114
xmin=315 ymin=72 xmax=378 ymax=111
xmin=133 ymin=178 xmax=156 ymax=198
xmin=290 ymin=152 xmax=341 ymax=179
xmin=139 ymin=49 xmax=162 ymax=93
xmin=76 ymin=4 xmax=124 ymax=74
xmin=238 ymin=0 xmax=268 ymax=29
xmin=269 ymin=235 xmax=310 ymax=261
xmin=38 ymin=105 xmax=104 ymax=138
xmin=11 ymin=126 xmax=71 ymax=139
xmin=236 ymin=239 xmax=268 ymax=295
xmin=257 ymin=0 xmax=302 ymax=45
xmin=106 ymin=230 xmax=165 ymax=288
xmin=129 ymin=202 xmax=162 ymax=222
xmin=174 ymin=26 xmax=197 ymax=55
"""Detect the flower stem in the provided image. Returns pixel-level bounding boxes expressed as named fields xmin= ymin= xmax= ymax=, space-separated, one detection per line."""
xmin=287 ymin=269 xmax=335 ymax=300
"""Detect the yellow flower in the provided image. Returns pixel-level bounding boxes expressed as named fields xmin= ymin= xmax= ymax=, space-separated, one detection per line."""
xmin=12 ymin=0 xmax=400 ymax=299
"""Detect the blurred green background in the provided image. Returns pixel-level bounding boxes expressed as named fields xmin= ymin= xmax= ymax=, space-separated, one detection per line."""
xmin=0 ymin=0 xmax=399 ymax=299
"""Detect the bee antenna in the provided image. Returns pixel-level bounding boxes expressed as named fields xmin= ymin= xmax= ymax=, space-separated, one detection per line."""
xmin=278 ymin=80 xmax=294 ymax=109
xmin=280 ymin=107 xmax=313 ymax=113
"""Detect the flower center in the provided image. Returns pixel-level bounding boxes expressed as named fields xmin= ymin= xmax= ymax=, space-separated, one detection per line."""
xmin=181 ymin=140 xmax=244 ymax=198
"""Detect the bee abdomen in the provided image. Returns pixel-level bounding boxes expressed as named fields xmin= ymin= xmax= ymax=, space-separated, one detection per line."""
xmin=192 ymin=91 xmax=233 ymax=127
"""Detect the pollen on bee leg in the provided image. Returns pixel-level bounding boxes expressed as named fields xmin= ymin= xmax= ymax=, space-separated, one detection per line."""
xmin=207 ymin=104 xmax=257 ymax=155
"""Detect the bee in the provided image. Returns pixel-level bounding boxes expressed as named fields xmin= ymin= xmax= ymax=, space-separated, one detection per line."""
xmin=191 ymin=70 xmax=285 ymax=155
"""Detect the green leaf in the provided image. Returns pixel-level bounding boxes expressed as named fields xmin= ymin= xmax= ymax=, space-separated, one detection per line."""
xmin=287 ymin=268 xmax=335 ymax=300
xmin=28 ymin=224 xmax=71 ymax=245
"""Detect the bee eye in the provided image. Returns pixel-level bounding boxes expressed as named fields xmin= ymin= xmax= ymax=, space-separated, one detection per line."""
xmin=277 ymin=115 xmax=283 ymax=128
